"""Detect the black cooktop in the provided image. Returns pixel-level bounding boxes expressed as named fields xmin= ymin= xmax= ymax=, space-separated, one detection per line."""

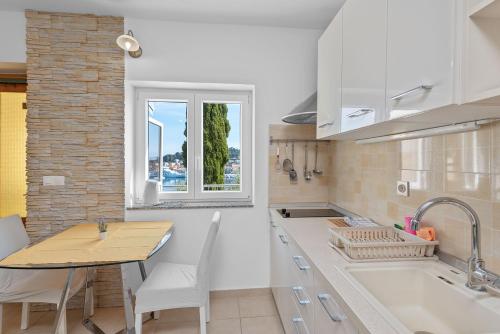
xmin=277 ymin=208 xmax=345 ymax=218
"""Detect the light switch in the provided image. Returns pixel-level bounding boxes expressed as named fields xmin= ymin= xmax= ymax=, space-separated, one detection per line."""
xmin=43 ymin=176 xmax=65 ymax=186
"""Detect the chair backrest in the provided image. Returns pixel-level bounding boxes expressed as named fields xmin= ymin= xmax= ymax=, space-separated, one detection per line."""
xmin=0 ymin=215 xmax=30 ymax=259
xmin=196 ymin=212 xmax=221 ymax=294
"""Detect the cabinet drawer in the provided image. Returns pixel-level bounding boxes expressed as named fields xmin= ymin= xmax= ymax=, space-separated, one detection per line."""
xmin=314 ymin=269 xmax=358 ymax=334
xmin=283 ymin=292 xmax=312 ymax=334
xmin=288 ymin=240 xmax=314 ymax=290
xmin=289 ymin=286 xmax=314 ymax=332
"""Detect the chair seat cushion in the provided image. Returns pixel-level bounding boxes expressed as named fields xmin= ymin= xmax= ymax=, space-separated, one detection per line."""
xmin=135 ymin=262 xmax=201 ymax=313
xmin=0 ymin=268 xmax=85 ymax=304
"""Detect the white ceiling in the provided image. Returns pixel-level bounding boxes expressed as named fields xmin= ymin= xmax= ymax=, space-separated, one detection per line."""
xmin=0 ymin=0 xmax=344 ymax=29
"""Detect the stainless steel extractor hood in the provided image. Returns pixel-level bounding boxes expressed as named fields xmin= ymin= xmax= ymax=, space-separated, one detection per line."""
xmin=281 ymin=92 xmax=317 ymax=124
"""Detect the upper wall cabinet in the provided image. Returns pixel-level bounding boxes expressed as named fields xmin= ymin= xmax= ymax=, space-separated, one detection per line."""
xmin=386 ymin=0 xmax=455 ymax=120
xmin=341 ymin=0 xmax=387 ymax=132
xmin=317 ymin=0 xmax=500 ymax=141
xmin=465 ymin=0 xmax=500 ymax=104
xmin=317 ymin=9 xmax=342 ymax=138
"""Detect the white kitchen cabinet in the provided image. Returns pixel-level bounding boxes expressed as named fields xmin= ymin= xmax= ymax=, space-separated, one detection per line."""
xmin=270 ymin=221 xmax=295 ymax=334
xmin=314 ymin=268 xmax=358 ymax=334
xmin=386 ymin=0 xmax=456 ymax=120
xmin=340 ymin=0 xmax=387 ymax=132
xmin=317 ymin=9 xmax=342 ymax=139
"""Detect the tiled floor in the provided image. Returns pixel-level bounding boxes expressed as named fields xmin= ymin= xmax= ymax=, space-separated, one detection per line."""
xmin=1 ymin=289 xmax=284 ymax=334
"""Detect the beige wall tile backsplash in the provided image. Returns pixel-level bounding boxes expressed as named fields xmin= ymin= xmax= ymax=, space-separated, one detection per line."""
xmin=269 ymin=123 xmax=500 ymax=273
xmin=331 ymin=123 xmax=500 ymax=273
xmin=269 ymin=125 xmax=331 ymax=204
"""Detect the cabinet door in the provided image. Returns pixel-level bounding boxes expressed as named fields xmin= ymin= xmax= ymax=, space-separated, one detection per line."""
xmin=270 ymin=223 xmax=295 ymax=333
xmin=386 ymin=0 xmax=455 ymax=120
xmin=317 ymin=9 xmax=342 ymax=139
xmin=340 ymin=0 xmax=387 ymax=132
xmin=314 ymin=269 xmax=358 ymax=334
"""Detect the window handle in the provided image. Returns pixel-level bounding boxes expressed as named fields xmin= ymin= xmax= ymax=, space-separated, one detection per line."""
xmin=292 ymin=255 xmax=310 ymax=271
xmin=278 ymin=234 xmax=288 ymax=244
xmin=317 ymin=293 xmax=346 ymax=322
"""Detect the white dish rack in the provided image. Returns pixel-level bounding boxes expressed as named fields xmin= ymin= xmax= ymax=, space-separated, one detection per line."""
xmin=328 ymin=226 xmax=439 ymax=262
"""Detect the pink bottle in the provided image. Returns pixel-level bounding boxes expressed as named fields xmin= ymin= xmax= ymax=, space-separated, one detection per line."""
xmin=404 ymin=216 xmax=417 ymax=235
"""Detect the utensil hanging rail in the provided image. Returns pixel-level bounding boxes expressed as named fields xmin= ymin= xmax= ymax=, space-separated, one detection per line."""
xmin=269 ymin=137 xmax=328 ymax=145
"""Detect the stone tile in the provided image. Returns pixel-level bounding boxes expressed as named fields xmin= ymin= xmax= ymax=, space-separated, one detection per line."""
xmin=238 ymin=294 xmax=277 ymax=318
xmin=240 ymin=316 xmax=284 ymax=334
xmin=207 ymin=318 xmax=241 ymax=334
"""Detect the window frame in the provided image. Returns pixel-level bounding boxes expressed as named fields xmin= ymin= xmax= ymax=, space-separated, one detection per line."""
xmin=134 ymin=85 xmax=254 ymax=204
xmin=147 ymin=117 xmax=164 ymax=184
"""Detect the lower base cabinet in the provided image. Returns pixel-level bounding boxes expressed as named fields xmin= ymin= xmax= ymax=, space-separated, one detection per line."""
xmin=270 ymin=218 xmax=358 ymax=334
xmin=314 ymin=268 xmax=358 ymax=334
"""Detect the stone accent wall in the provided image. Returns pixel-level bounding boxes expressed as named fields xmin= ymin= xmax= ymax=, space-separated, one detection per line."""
xmin=25 ymin=10 xmax=125 ymax=307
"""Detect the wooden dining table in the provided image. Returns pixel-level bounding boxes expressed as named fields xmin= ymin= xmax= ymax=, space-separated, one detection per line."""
xmin=0 ymin=221 xmax=174 ymax=334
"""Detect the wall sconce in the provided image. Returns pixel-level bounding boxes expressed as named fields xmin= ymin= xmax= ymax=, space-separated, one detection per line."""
xmin=116 ymin=30 xmax=142 ymax=58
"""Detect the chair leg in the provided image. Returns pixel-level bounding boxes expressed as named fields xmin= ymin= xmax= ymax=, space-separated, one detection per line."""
xmin=89 ymin=286 xmax=95 ymax=316
xmin=21 ymin=302 xmax=30 ymax=330
xmin=206 ymin=297 xmax=210 ymax=322
xmin=153 ymin=311 xmax=160 ymax=320
xmin=0 ymin=303 xmax=4 ymax=334
xmin=135 ymin=313 xmax=142 ymax=334
xmin=56 ymin=307 xmax=67 ymax=334
xmin=199 ymin=306 xmax=207 ymax=334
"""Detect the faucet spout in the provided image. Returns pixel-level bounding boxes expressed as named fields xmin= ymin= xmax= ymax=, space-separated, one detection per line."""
xmin=411 ymin=197 xmax=497 ymax=291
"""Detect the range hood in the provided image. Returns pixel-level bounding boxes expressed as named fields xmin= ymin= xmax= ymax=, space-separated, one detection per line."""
xmin=281 ymin=92 xmax=317 ymax=124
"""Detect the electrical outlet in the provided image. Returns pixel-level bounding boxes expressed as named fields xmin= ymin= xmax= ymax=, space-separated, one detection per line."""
xmin=397 ymin=181 xmax=410 ymax=197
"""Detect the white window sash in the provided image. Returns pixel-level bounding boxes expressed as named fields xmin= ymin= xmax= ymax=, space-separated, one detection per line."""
xmin=134 ymin=86 xmax=254 ymax=203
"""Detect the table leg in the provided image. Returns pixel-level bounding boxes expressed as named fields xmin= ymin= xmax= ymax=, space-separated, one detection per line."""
xmin=52 ymin=268 xmax=75 ymax=334
xmin=82 ymin=268 xmax=105 ymax=334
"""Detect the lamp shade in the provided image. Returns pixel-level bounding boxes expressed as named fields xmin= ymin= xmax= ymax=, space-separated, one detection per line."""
xmin=116 ymin=30 xmax=140 ymax=52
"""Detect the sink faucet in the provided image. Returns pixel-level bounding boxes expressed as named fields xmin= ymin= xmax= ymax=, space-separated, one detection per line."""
xmin=411 ymin=197 xmax=500 ymax=292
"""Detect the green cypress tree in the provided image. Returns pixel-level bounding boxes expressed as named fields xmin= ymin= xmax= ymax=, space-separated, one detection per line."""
xmin=203 ymin=103 xmax=230 ymax=186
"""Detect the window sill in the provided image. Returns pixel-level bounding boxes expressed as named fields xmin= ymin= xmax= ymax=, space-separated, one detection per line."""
xmin=127 ymin=201 xmax=254 ymax=210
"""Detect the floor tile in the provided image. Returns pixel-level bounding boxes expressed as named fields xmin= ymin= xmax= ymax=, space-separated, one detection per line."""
xmin=210 ymin=296 xmax=240 ymax=320
xmin=241 ymin=316 xmax=284 ymax=334
xmin=156 ymin=307 xmax=200 ymax=323
xmin=238 ymin=294 xmax=278 ymax=318
xmin=207 ymin=318 xmax=241 ymax=334
xmin=154 ymin=321 xmax=200 ymax=334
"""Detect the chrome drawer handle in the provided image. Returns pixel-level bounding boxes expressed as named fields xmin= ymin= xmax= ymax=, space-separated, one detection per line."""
xmin=292 ymin=317 xmax=309 ymax=334
xmin=347 ymin=108 xmax=374 ymax=118
xmin=318 ymin=293 xmax=346 ymax=322
xmin=292 ymin=286 xmax=310 ymax=305
xmin=292 ymin=255 xmax=310 ymax=270
xmin=391 ymin=85 xmax=433 ymax=101
xmin=279 ymin=234 xmax=288 ymax=244
xmin=318 ymin=121 xmax=334 ymax=128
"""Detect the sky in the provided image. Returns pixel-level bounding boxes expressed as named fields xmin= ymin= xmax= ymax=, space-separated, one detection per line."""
xmin=148 ymin=101 xmax=241 ymax=158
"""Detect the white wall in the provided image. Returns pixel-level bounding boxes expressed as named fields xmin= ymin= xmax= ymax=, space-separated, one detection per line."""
xmin=124 ymin=18 xmax=321 ymax=290
xmin=0 ymin=11 xmax=26 ymax=62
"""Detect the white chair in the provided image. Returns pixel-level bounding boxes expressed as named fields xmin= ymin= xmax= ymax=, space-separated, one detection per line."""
xmin=0 ymin=215 xmax=87 ymax=334
xmin=134 ymin=212 xmax=221 ymax=334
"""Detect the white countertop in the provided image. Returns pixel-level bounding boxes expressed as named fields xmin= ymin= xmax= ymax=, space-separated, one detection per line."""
xmin=269 ymin=207 xmax=401 ymax=334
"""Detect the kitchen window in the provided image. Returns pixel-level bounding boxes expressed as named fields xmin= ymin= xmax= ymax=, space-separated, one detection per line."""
xmin=135 ymin=87 xmax=253 ymax=203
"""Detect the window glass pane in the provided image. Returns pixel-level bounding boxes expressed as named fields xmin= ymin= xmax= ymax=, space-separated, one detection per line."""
xmin=148 ymin=101 xmax=188 ymax=192
xmin=202 ymin=102 xmax=241 ymax=192
xmin=148 ymin=121 xmax=161 ymax=181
